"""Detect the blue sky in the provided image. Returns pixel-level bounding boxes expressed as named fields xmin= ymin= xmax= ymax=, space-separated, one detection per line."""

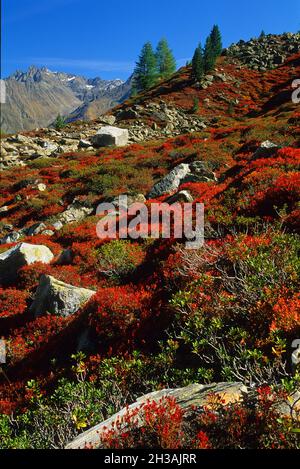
xmin=1 ymin=0 xmax=299 ymax=80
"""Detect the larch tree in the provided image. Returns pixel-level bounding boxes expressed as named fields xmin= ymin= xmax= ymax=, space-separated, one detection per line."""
xmin=133 ymin=42 xmax=158 ymax=92
xmin=210 ymin=24 xmax=223 ymax=57
xmin=203 ymin=35 xmax=216 ymax=73
xmin=192 ymin=43 xmax=204 ymax=82
xmin=156 ymin=38 xmax=177 ymax=80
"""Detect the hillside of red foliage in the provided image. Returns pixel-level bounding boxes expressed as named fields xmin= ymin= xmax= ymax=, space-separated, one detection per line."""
xmin=0 ymin=51 xmax=299 ymax=449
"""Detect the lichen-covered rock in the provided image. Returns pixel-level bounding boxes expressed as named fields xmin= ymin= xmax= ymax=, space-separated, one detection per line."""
xmin=30 ymin=274 xmax=96 ymax=318
xmin=0 ymin=243 xmax=54 ymax=284
xmin=65 ymin=382 xmax=247 ymax=449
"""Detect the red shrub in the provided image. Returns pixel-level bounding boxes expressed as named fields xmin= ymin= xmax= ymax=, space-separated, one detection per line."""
xmin=0 ymin=288 xmax=29 ymax=319
xmin=7 ymin=315 xmax=70 ymax=364
xmin=88 ymin=286 xmax=152 ymax=340
xmin=271 ymin=291 xmax=300 ymax=333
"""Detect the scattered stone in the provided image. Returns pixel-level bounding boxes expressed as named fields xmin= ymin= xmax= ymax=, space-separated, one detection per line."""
xmin=2 ymin=224 xmax=14 ymax=231
xmin=99 ymin=115 xmax=116 ymax=125
xmin=147 ymin=162 xmax=216 ymax=199
xmin=52 ymin=221 xmax=64 ymax=231
xmin=37 ymin=183 xmax=47 ymax=192
xmin=111 ymin=193 xmax=146 ymax=209
xmin=0 ymin=231 xmax=21 ymax=245
xmin=56 ymin=200 xmax=93 ymax=225
xmin=117 ymin=109 xmax=139 ymax=120
xmin=147 ymin=163 xmax=191 ymax=199
xmin=185 ymin=161 xmax=217 ymax=182
xmin=26 ymin=222 xmax=47 ymax=236
xmin=0 ymin=243 xmax=54 ymax=284
xmin=41 ymin=230 xmax=55 ymax=236
xmin=30 ymin=274 xmax=96 ymax=318
xmin=252 ymin=140 xmax=279 ymax=159
xmin=225 ymin=32 xmax=300 ymax=70
xmin=7 ymin=134 xmax=31 ymax=144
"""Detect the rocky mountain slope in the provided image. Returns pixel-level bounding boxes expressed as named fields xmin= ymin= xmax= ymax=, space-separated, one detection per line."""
xmin=224 ymin=32 xmax=300 ymax=70
xmin=0 ymin=33 xmax=299 ymax=449
xmin=1 ymin=66 xmax=131 ymax=134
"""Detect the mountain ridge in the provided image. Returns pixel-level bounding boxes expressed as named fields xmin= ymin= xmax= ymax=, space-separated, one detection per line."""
xmin=1 ymin=66 xmax=131 ymax=134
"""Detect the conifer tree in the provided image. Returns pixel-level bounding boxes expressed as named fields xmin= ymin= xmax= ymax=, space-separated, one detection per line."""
xmin=192 ymin=43 xmax=204 ymax=82
xmin=203 ymin=35 xmax=216 ymax=73
xmin=54 ymin=114 xmax=66 ymax=130
xmin=210 ymin=24 xmax=223 ymax=57
xmin=133 ymin=42 xmax=158 ymax=92
xmin=156 ymin=38 xmax=177 ymax=80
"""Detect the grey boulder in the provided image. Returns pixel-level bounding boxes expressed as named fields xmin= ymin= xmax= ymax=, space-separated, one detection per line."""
xmin=66 ymin=382 xmax=247 ymax=449
xmin=252 ymin=140 xmax=279 ymax=159
xmin=30 ymin=274 xmax=96 ymax=318
xmin=91 ymin=126 xmax=129 ymax=148
xmin=147 ymin=162 xmax=216 ymax=199
xmin=0 ymin=243 xmax=54 ymax=284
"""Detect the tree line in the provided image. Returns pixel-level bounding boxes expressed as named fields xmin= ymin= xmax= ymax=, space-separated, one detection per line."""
xmin=192 ymin=25 xmax=222 ymax=81
xmin=132 ymin=39 xmax=176 ymax=94
xmin=133 ymin=25 xmax=222 ymax=94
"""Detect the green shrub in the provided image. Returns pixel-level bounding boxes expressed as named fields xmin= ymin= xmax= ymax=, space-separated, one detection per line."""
xmin=95 ymin=240 xmax=144 ymax=280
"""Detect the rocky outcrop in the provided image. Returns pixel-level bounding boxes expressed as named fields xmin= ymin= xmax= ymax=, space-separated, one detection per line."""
xmin=147 ymin=161 xmax=216 ymax=199
xmin=30 ymin=274 xmax=96 ymax=318
xmin=0 ymin=243 xmax=54 ymax=284
xmin=0 ymin=120 xmax=128 ymax=170
xmin=55 ymin=200 xmax=94 ymax=225
xmin=225 ymin=32 xmax=300 ymax=70
xmin=65 ymin=382 xmax=247 ymax=449
xmin=0 ymin=99 xmax=210 ymax=170
xmin=116 ymin=101 xmax=207 ymax=143
xmin=91 ymin=126 xmax=129 ymax=147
